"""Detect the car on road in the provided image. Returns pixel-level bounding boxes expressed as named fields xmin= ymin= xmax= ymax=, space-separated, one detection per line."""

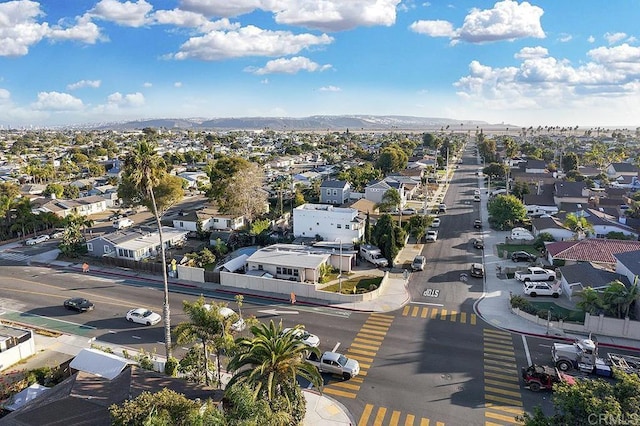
xmin=474 ymin=189 xmax=481 ymax=196
xmin=470 ymin=263 xmax=485 ymax=278
xmin=473 ymin=194 xmax=481 ymax=202
xmin=126 ymin=308 xmax=162 ymax=325
xmin=401 ymin=208 xmax=416 ymax=215
xmin=425 ymin=230 xmax=438 ymax=242
xmin=108 ymin=213 xmax=123 ymax=221
xmin=113 ymin=218 xmax=134 ymax=230
xmin=472 ymin=238 xmax=484 ymax=249
xmin=438 ymin=203 xmax=447 ymax=213
xmin=49 ymin=229 xmax=65 ymax=239
xmin=473 ymin=219 xmax=482 ymax=229
xmin=204 ymin=304 xmax=246 ymax=332
xmin=511 ymin=251 xmax=537 ymax=262
xmin=64 ymin=297 xmax=94 ymax=312
xmin=523 ymin=282 xmax=562 ymax=298
xmin=283 ymin=327 xmax=320 ymax=348
xmin=411 ymin=255 xmax=426 ymax=271
xmin=26 ymin=235 xmax=50 ymax=245
xmin=430 ymin=217 xmax=441 ymax=228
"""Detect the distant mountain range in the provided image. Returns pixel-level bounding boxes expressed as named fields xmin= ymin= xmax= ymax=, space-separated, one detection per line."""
xmin=93 ymin=115 xmax=501 ymax=131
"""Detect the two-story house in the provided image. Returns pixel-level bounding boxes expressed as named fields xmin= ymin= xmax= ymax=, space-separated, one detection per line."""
xmin=319 ymin=180 xmax=351 ymax=205
xmin=364 ymin=179 xmax=405 ymax=206
xmin=172 ymin=207 xmax=246 ymax=232
xmin=292 ymin=203 xmax=364 ymax=243
xmin=553 ymin=181 xmax=589 ymax=207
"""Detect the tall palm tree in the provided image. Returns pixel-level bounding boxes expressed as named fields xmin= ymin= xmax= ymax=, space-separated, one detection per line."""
xmin=380 ymin=188 xmax=402 ymax=227
xmin=122 ymin=140 xmax=173 ymax=359
xmin=173 ymin=297 xmax=225 ymax=386
xmin=227 ymin=321 xmax=323 ymax=404
xmin=602 ymin=280 xmax=629 ymax=319
xmin=563 ymin=212 xmax=594 ymax=239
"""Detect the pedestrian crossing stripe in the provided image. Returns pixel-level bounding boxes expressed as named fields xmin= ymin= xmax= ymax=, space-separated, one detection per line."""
xmin=0 ymin=252 xmax=30 ymax=262
xmin=401 ymin=305 xmax=477 ymax=324
xmin=358 ymin=404 xmax=445 ymax=426
xmin=483 ymin=328 xmax=511 ymax=337
xmin=485 ymin=410 xmax=523 ymax=424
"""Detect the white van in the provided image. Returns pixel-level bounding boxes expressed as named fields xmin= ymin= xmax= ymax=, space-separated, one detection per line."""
xmin=113 ymin=218 xmax=134 ymax=229
xmin=510 ymin=227 xmax=534 ymax=241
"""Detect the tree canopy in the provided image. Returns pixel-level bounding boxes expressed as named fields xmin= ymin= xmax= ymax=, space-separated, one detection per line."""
xmin=487 ymin=194 xmax=527 ymax=230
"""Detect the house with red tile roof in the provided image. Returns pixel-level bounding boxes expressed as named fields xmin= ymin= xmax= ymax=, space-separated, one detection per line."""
xmin=545 ymin=239 xmax=640 ymax=268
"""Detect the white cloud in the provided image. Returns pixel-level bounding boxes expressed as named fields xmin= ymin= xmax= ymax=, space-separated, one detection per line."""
xmin=0 ymin=0 xmax=49 ymax=56
xmin=172 ymin=25 xmax=333 ymax=60
xmin=260 ymin=78 xmax=269 ymax=84
xmin=411 ymin=0 xmax=545 ymax=44
xmin=557 ymin=33 xmax=572 ymax=43
xmin=409 ymin=20 xmax=455 ymax=37
xmin=178 ymin=0 xmax=262 ymax=18
xmin=174 ymin=81 xmax=183 ymax=87
xmin=143 ymin=82 xmax=153 ymax=87
xmin=454 ymin=42 xmax=640 ymax=115
xmin=107 ymin=92 xmax=145 ymax=107
xmin=67 ymin=80 xmax=102 ymax=90
xmin=47 ymin=14 xmax=104 ymax=44
xmin=588 ymin=35 xmax=595 ymax=43
xmin=89 ymin=0 xmax=153 ymax=27
xmin=0 ymin=88 xmax=10 ymax=101
xmin=152 ymin=9 xmax=238 ymax=32
xmin=246 ymin=56 xmax=332 ymax=75
xmin=319 ymin=85 xmax=341 ymax=92
xmin=604 ymin=32 xmax=627 ymax=45
xmin=270 ymin=0 xmax=402 ymax=32
xmin=514 ymin=46 xmax=548 ymax=60
xmin=32 ymin=92 xmax=84 ymax=111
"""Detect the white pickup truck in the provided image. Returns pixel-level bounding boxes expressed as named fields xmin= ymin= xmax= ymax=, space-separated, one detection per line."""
xmin=515 ymin=266 xmax=556 ymax=282
xmin=306 ymin=351 xmax=360 ymax=380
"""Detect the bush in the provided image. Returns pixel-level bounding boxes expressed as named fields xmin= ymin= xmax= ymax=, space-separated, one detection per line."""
xmin=165 ymin=357 xmax=179 ymax=377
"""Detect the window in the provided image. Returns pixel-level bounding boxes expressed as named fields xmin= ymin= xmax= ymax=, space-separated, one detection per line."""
xmin=277 ymin=267 xmax=282 ymax=274
xmin=213 ymin=218 xmax=219 ymax=223
xmin=103 ymin=245 xmax=112 ymax=254
xmin=87 ymin=243 xmax=93 ymax=251
xmin=345 ymin=224 xmax=350 ymax=230
xmin=179 ymin=221 xmax=184 ymax=228
xmin=326 ymin=189 xmax=331 ymax=195
xmin=333 ymin=189 xmax=337 ymax=196
xmin=337 ymin=224 xmax=342 ymax=228
xmin=258 ymin=265 xmax=263 ymax=270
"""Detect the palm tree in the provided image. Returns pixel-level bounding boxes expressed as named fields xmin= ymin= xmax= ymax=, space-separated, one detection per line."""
xmin=380 ymin=188 xmax=402 ymax=227
xmin=623 ymin=282 xmax=639 ymax=319
xmin=602 ymin=280 xmax=629 ymax=319
xmin=227 ymin=320 xmax=323 ymax=406
xmin=563 ymin=212 xmax=594 ymax=239
xmin=173 ymin=297 xmax=225 ymax=386
xmin=576 ymin=287 xmax=602 ymax=315
xmin=121 ymin=140 xmax=173 ymax=359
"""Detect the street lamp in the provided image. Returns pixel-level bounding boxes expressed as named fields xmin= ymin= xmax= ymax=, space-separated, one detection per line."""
xmin=338 ymin=240 xmax=343 ymax=293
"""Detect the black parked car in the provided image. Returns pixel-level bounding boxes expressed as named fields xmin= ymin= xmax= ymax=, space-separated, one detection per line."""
xmin=472 ymin=238 xmax=484 ymax=249
xmin=474 ymin=219 xmax=482 ymax=229
xmin=511 ymin=251 xmax=537 ymax=262
xmin=64 ymin=297 xmax=95 ymax=312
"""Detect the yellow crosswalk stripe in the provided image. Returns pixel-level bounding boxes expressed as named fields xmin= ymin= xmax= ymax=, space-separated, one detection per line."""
xmin=484 ymin=328 xmax=511 ymax=337
xmin=485 ymin=410 xmax=522 ymax=423
xmin=430 ymin=309 xmax=438 ymax=319
xmin=389 ymin=410 xmax=401 ymax=426
xmin=357 ymin=332 xmax=386 ymax=341
xmin=349 ymin=347 xmax=377 ymax=356
xmin=485 ymin=378 xmax=521 ymax=389
xmin=485 ymin=394 xmax=523 ymax=406
xmin=331 ymin=381 xmax=361 ymax=391
xmin=405 ymin=414 xmax=415 ymax=426
xmin=346 ymin=353 xmax=375 ymax=363
xmin=359 ymin=404 xmax=374 ymax=426
xmin=351 ymin=376 xmax=365 ymax=383
xmin=421 ymin=307 xmax=428 ymax=318
xmin=352 ymin=341 xmax=380 ymax=351
xmin=373 ymin=407 xmax=387 ymax=425
xmin=420 ymin=419 xmax=430 ymax=426
xmin=360 ymin=327 xmax=388 ymax=336
xmin=484 ymin=352 xmax=518 ymax=362
xmin=484 ymin=340 xmax=513 ymax=349
xmin=485 ymin=386 xmax=523 ymax=398
xmin=371 ymin=313 xmax=395 ymax=320
xmin=460 ymin=312 xmax=467 ymax=323
xmin=358 ymin=362 xmax=371 ymax=369
xmin=440 ymin=308 xmax=448 ymax=319
xmin=362 ymin=323 xmax=391 ymax=332
xmin=484 ymin=371 xmax=520 ymax=382
xmin=324 ymin=387 xmax=358 ymax=399
xmin=471 ymin=313 xmax=477 ymax=325
xmin=484 ymin=358 xmax=517 ymax=368
xmin=484 ymin=336 xmax=513 ymax=345
xmin=368 ymin=318 xmax=394 ymax=326
xmin=411 ymin=306 xmax=419 ymax=317
xmin=402 ymin=306 xmax=410 ymax=316
xmin=486 ymin=403 xmax=525 ymax=415
xmin=450 ymin=310 xmax=457 ymax=322
xmin=484 ymin=346 xmax=515 ymax=356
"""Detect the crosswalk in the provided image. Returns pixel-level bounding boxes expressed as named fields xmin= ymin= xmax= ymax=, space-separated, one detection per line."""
xmin=0 ymin=251 xmax=31 ymax=264
xmin=323 ymin=313 xmax=394 ymax=399
xmin=483 ymin=328 xmax=524 ymax=425
xmin=401 ymin=305 xmax=477 ymax=325
xmin=358 ymin=404 xmax=446 ymax=426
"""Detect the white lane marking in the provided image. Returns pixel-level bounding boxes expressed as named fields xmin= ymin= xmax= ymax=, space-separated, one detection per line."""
xmin=258 ymin=309 xmax=299 ymax=315
xmin=522 ymin=334 xmax=532 ymax=366
xmin=412 ymin=301 xmax=444 ymax=306
xmin=108 ymin=330 xmax=116 ymax=334
xmin=2 ymin=307 xmax=97 ymax=329
xmin=331 ymin=342 xmax=341 ymax=352
xmin=132 ymin=335 xmax=141 ymax=340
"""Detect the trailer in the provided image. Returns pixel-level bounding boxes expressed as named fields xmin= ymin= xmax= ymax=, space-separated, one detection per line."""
xmin=551 ymin=337 xmax=640 ymax=378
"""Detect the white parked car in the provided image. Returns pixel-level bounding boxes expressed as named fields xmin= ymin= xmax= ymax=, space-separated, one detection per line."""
xmin=283 ymin=327 xmax=320 ymax=348
xmin=425 ymin=230 xmax=438 ymax=242
xmin=401 ymin=208 xmax=417 ymax=215
xmin=126 ymin=308 xmax=162 ymax=325
xmin=26 ymin=234 xmax=50 ymax=246
xmin=430 ymin=217 xmax=441 ymax=228
xmin=411 ymin=255 xmax=426 ymax=271
xmin=523 ymin=282 xmax=562 ymax=298
xmin=204 ymin=304 xmax=246 ymax=332
xmin=113 ymin=218 xmax=134 ymax=229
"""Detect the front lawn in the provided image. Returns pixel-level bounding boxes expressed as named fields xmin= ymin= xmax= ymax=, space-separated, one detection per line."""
xmin=496 ymin=243 xmax=539 ymax=258
xmin=511 ymin=295 xmax=585 ymax=323
xmin=322 ymin=276 xmax=383 ymax=294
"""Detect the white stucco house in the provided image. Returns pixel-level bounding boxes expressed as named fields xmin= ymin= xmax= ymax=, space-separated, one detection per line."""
xmin=292 ymin=203 xmax=364 ymax=243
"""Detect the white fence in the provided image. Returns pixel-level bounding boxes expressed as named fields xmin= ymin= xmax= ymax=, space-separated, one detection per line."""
xmin=0 ymin=330 xmax=35 ymax=372
xmin=513 ymin=308 xmax=640 ymax=340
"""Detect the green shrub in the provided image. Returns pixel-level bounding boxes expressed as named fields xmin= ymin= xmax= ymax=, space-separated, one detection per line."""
xmin=165 ymin=357 xmax=179 ymax=377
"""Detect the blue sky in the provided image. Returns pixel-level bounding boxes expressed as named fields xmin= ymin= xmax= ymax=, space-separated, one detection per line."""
xmin=1 ymin=0 xmax=639 ymax=128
